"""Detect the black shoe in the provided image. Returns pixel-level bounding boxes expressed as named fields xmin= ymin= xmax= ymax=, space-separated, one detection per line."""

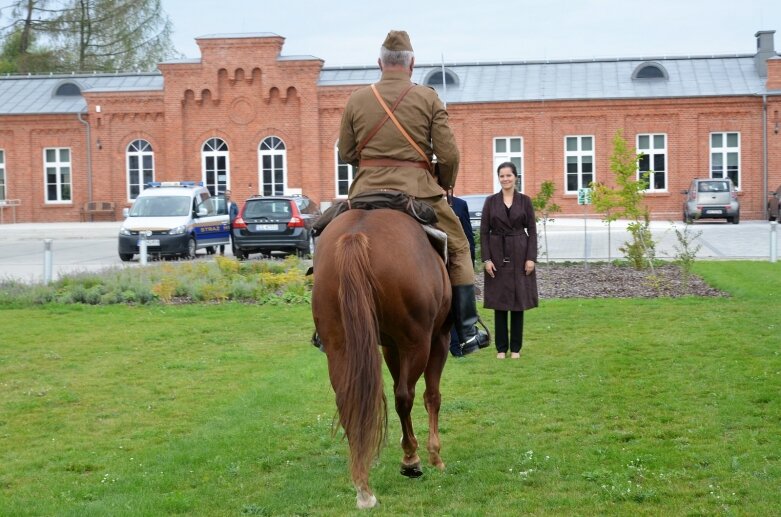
xmin=452 ymin=284 xmax=491 ymax=352
xmin=311 ymin=331 xmax=325 ymax=353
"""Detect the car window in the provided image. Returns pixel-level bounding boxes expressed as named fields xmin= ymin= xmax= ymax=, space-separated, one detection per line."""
xmin=196 ymin=192 xmax=216 ymax=215
xmin=699 ymin=181 xmax=728 ymax=193
xmin=130 ymin=195 xmax=190 ymax=217
xmin=245 ymin=200 xmax=291 ymax=218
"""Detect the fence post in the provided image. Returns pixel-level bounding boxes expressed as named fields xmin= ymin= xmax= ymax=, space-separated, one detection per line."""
xmin=771 ymin=221 xmax=778 ymax=263
xmin=139 ymin=231 xmax=149 ymax=265
xmin=43 ymin=239 xmax=53 ymax=284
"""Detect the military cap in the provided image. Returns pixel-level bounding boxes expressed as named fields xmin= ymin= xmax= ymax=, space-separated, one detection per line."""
xmin=382 ymin=30 xmax=413 ymax=52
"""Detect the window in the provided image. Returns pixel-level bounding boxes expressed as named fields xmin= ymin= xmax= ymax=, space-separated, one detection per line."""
xmin=493 ymin=137 xmax=523 ymax=192
xmin=425 ymin=70 xmax=458 ymax=87
xmin=565 ymin=136 xmax=594 ymax=193
xmin=335 ymin=144 xmax=354 ymax=197
xmin=632 ymin=62 xmax=668 ymax=80
xmin=202 ymin=138 xmax=229 ymax=196
xmin=637 ymin=134 xmax=667 ymax=191
xmin=0 ymin=149 xmax=5 ymax=201
xmin=259 ymin=136 xmax=286 ymax=196
xmin=126 ymin=139 xmax=154 ymax=200
xmin=44 ymin=148 xmax=72 ymax=203
xmin=710 ymin=132 xmax=740 ymax=188
xmin=55 ymin=82 xmax=81 ymax=96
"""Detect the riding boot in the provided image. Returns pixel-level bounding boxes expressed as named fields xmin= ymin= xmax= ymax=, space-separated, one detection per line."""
xmin=452 ymin=284 xmax=490 ymax=355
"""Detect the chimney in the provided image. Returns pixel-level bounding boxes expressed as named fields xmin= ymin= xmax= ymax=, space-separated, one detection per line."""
xmin=754 ymin=30 xmax=776 ymax=77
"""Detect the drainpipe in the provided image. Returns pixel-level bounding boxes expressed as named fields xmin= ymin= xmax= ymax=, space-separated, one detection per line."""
xmin=77 ymin=110 xmax=93 ymax=205
xmin=762 ymin=95 xmax=768 ymax=220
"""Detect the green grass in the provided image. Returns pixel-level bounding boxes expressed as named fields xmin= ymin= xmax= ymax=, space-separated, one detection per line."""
xmin=1 ymin=261 xmax=779 ymax=515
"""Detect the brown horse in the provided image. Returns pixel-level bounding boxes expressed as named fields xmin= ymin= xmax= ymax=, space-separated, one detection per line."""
xmin=311 ymin=208 xmax=452 ymax=509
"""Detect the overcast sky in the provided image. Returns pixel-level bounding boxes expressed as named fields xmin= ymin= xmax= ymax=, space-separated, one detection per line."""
xmin=162 ymin=0 xmax=781 ymax=66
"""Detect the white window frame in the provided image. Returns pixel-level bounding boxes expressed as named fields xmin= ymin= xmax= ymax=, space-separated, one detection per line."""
xmin=334 ymin=144 xmax=355 ymax=198
xmin=258 ymin=136 xmax=287 ymax=196
xmin=710 ymin=132 xmax=741 ymax=189
xmin=0 ymin=149 xmax=5 ymax=201
xmin=492 ymin=137 xmax=524 ymax=192
xmin=201 ymin=138 xmax=230 ymax=196
xmin=126 ymin=139 xmax=155 ymax=200
xmin=44 ymin=147 xmax=72 ymax=204
xmin=564 ymin=135 xmax=595 ymax=194
xmin=636 ymin=133 xmax=667 ymax=192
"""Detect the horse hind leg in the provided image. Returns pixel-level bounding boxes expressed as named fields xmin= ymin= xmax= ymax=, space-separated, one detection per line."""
xmin=423 ymin=327 xmax=450 ymax=471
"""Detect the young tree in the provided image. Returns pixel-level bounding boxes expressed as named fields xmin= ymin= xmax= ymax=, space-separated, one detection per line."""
xmin=590 ymin=180 xmax=622 ymax=263
xmin=531 ymin=180 xmax=561 ymax=264
xmin=602 ymin=130 xmax=656 ymax=270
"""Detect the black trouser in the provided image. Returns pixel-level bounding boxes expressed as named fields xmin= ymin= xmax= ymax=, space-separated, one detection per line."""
xmin=495 ymin=310 xmax=524 ymax=353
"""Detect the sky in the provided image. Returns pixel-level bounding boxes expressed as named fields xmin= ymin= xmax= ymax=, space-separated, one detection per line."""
xmin=161 ymin=0 xmax=781 ymax=66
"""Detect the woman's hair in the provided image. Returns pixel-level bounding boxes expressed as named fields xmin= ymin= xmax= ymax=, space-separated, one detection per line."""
xmin=496 ymin=161 xmax=518 ymax=177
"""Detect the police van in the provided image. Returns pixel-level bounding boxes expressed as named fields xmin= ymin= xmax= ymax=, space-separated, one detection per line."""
xmin=118 ymin=182 xmax=230 ymax=261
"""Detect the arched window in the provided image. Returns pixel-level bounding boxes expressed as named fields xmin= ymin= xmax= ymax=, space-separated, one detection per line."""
xmin=425 ymin=70 xmax=459 ymax=87
xmin=126 ymin=139 xmax=154 ymax=199
xmin=202 ymin=138 xmax=229 ymax=196
xmin=258 ymin=136 xmax=286 ymax=196
xmin=335 ymin=143 xmax=354 ymax=198
xmin=55 ymin=82 xmax=81 ymax=96
xmin=632 ymin=62 xmax=668 ymax=80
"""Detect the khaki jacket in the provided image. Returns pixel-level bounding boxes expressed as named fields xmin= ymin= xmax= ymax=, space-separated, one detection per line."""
xmin=338 ymin=70 xmax=459 ymax=198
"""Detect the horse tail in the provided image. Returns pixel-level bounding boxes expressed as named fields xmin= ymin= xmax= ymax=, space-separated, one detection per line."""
xmin=334 ymin=232 xmax=387 ymax=482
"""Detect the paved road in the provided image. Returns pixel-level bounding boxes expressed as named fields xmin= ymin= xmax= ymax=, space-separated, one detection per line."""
xmin=0 ymin=219 xmax=779 ymax=283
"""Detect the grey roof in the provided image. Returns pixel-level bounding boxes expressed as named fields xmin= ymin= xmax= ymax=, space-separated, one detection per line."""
xmin=319 ymin=54 xmax=777 ymax=102
xmin=0 ymin=73 xmax=163 ymax=115
xmin=1 ymin=52 xmax=777 ymax=115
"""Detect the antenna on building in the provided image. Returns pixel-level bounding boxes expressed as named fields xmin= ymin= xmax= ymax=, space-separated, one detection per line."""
xmin=441 ymin=53 xmax=448 ymax=108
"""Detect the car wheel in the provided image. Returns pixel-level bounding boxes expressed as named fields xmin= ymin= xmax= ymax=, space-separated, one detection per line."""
xmin=297 ymin=234 xmax=315 ymax=259
xmin=234 ymin=247 xmax=247 ymax=260
xmin=731 ymin=213 xmax=740 ymax=225
xmin=184 ymin=236 xmax=197 ymax=259
xmin=119 ymin=253 xmax=133 ymax=262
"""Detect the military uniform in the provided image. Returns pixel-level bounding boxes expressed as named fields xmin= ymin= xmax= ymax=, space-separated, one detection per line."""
xmin=338 ymin=67 xmax=473 ymax=285
xmin=335 ymin=30 xmax=488 ymax=353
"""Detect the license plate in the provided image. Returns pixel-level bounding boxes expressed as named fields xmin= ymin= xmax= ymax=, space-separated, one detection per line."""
xmin=254 ymin=224 xmax=278 ymax=231
xmin=138 ymin=239 xmax=160 ymax=246
xmin=705 ymin=209 xmax=722 ymax=215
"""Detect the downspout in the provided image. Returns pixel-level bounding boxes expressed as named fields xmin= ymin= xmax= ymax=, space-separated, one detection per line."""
xmin=762 ymin=95 xmax=768 ymax=220
xmin=77 ymin=110 xmax=93 ymax=205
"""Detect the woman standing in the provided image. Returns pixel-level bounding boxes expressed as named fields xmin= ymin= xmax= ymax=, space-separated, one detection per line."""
xmin=481 ymin=162 xmax=539 ymax=359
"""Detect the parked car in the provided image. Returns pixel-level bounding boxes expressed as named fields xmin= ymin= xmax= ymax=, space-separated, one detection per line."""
xmin=231 ymin=195 xmax=321 ymax=259
xmin=460 ymin=194 xmax=491 ymax=228
xmin=118 ymin=181 xmax=230 ymax=261
xmin=768 ymin=185 xmax=781 ymax=221
xmin=682 ymin=178 xmax=740 ymax=224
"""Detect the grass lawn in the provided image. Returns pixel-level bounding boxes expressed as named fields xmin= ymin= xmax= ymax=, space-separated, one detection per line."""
xmin=1 ymin=261 xmax=779 ymax=516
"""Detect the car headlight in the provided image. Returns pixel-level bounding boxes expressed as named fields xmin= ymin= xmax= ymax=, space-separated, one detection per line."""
xmin=169 ymin=225 xmax=187 ymax=235
xmin=119 ymin=227 xmax=131 ymax=236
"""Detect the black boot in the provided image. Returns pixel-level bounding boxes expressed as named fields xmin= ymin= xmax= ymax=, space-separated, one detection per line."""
xmin=452 ymin=284 xmax=490 ymax=355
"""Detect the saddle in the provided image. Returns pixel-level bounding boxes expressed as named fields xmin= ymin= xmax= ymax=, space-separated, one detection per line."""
xmin=312 ymin=190 xmax=447 ymax=262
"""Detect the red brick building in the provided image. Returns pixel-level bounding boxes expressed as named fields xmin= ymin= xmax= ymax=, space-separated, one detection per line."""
xmin=0 ymin=30 xmax=779 ymax=223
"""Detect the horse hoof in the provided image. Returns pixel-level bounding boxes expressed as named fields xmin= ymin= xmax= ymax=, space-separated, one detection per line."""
xmin=356 ymin=493 xmax=378 ymax=509
xmin=400 ymin=463 xmax=423 ymax=478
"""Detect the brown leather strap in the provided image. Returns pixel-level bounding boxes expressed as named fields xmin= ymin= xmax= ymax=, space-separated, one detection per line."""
xmin=359 ymin=159 xmax=430 ymax=170
xmin=369 ymin=84 xmax=432 ymax=171
xmin=356 ymin=83 xmax=415 ymax=157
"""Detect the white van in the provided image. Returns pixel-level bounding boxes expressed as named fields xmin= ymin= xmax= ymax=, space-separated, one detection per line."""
xmin=118 ymin=182 xmax=230 ymax=261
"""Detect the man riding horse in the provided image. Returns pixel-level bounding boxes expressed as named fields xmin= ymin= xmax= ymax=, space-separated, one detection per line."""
xmin=338 ymin=30 xmax=489 ymax=354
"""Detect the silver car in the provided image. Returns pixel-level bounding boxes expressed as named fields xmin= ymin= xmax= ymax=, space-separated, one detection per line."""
xmin=682 ymin=178 xmax=740 ymax=224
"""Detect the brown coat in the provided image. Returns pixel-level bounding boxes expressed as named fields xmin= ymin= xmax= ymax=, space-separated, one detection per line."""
xmin=480 ymin=192 xmax=539 ymax=311
xmin=338 ymin=70 xmax=459 ymax=197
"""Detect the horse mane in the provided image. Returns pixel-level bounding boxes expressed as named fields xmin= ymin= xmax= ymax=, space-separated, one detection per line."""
xmin=334 ymin=232 xmax=388 ymax=477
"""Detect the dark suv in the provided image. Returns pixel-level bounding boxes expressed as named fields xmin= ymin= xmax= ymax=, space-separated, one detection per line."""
xmin=231 ymin=195 xmax=321 ymax=259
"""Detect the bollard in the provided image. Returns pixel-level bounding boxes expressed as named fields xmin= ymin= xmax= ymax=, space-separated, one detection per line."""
xmin=139 ymin=231 xmax=150 ymax=265
xmin=43 ymin=239 xmax=53 ymax=284
xmin=771 ymin=220 xmax=778 ymax=263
